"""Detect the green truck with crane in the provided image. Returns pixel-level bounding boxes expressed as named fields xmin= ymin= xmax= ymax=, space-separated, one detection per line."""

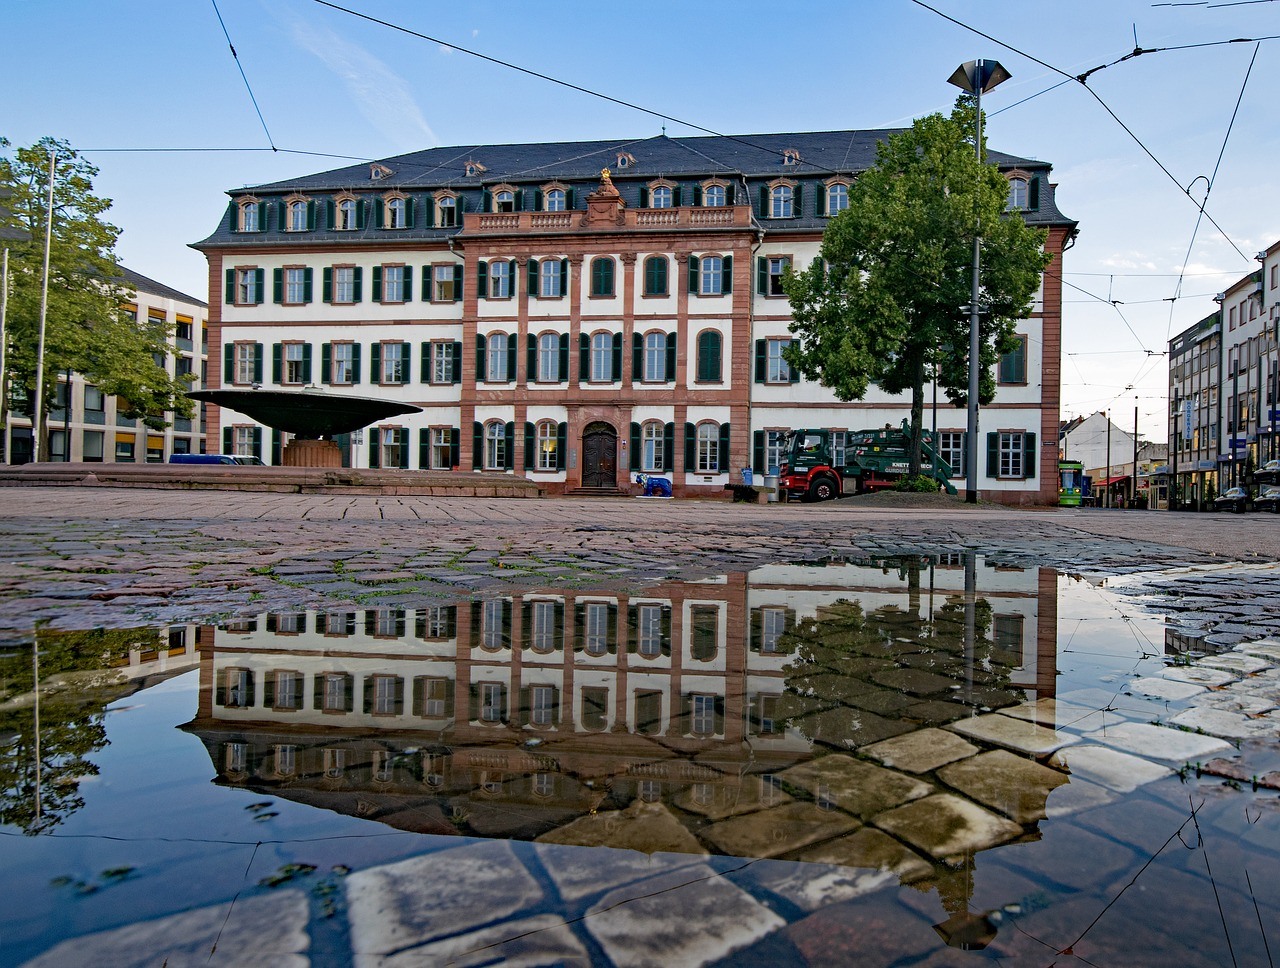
xmin=776 ymin=421 xmax=958 ymax=501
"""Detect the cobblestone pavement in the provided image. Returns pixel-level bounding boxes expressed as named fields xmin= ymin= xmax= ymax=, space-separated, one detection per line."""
xmin=0 ymin=486 xmax=1275 ymax=639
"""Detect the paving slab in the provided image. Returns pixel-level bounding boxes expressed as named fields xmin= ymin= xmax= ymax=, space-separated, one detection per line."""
xmin=584 ymin=864 xmax=786 ymax=968
xmin=534 ymin=799 xmax=705 ymax=856
xmin=1237 ymin=640 xmax=1280 ymax=661
xmin=345 ymin=840 xmax=543 ymax=961
xmin=21 ymin=889 xmax=309 ymax=968
xmin=1049 ymin=745 xmax=1173 ymax=793
xmin=788 ymin=826 xmax=934 ymax=883
xmin=777 ymin=754 xmax=933 ymax=819
xmin=1198 ymin=653 xmax=1271 ymax=675
xmin=1081 ymin=721 xmax=1233 ymax=761
xmin=671 ymin=774 xmax=794 ymax=820
xmin=862 ymin=727 xmax=979 ymax=774
xmin=1159 ymin=666 xmax=1239 ymax=688
xmin=534 ymin=843 xmax=704 ymax=903
xmin=937 ymin=749 xmax=1071 ymax=823
xmin=998 ymin=698 xmax=1134 ymax=732
xmin=1044 ymin=777 xmax=1117 ymax=818
xmin=1169 ymin=705 xmax=1279 ymax=741
xmin=736 ymin=857 xmax=897 ymax=912
xmin=946 ymin=713 xmax=1078 ymax=756
xmin=1127 ymin=677 xmax=1206 ymax=702
xmin=701 ymin=801 xmax=861 ymax=859
xmin=372 ymin=914 xmax=592 ymax=968
xmin=872 ymin=793 xmax=1024 ymax=862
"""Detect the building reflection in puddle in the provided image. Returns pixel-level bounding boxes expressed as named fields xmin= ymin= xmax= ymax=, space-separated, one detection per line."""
xmin=184 ymin=554 xmax=1060 ymax=930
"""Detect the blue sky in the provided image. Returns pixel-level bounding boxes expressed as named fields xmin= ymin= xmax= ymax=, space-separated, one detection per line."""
xmin=5 ymin=0 xmax=1278 ymax=440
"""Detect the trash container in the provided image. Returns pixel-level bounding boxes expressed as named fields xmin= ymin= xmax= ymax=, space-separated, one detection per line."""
xmin=764 ymin=470 xmax=780 ymax=502
xmin=741 ymin=467 xmax=753 ymax=486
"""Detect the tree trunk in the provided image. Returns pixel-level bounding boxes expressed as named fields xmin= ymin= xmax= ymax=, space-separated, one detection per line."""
xmin=908 ymin=349 xmax=926 ymax=477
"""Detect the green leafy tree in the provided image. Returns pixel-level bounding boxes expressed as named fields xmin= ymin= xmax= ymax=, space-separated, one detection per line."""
xmin=0 ymin=137 xmax=192 ymax=459
xmin=783 ymin=99 xmax=1049 ymax=474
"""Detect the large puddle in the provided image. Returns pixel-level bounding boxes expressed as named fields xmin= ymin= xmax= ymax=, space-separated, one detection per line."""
xmin=2 ymin=556 xmax=1278 ymax=966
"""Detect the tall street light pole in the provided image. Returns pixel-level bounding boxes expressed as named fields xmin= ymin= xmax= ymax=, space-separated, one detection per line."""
xmin=32 ymin=149 xmax=56 ymax=464
xmin=0 ymin=187 xmax=32 ymax=464
xmin=949 ymin=59 xmax=1011 ymax=504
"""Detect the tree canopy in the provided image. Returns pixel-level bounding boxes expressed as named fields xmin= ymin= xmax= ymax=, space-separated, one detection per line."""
xmin=0 ymin=137 xmax=192 ymax=457
xmin=783 ymin=99 xmax=1050 ymax=475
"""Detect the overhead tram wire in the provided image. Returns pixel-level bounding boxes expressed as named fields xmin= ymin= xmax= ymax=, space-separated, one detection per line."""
xmin=906 ymin=0 xmax=1263 ymax=262
xmin=209 ymin=0 xmax=277 ymax=152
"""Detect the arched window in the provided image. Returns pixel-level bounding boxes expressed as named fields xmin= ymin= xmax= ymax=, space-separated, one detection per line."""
xmin=643 ymin=255 xmax=668 ymax=296
xmin=643 ymin=331 xmax=667 ymax=382
xmin=696 ymin=330 xmax=722 ymax=383
xmin=650 ymin=186 xmax=673 ymax=209
xmin=545 ymin=189 xmax=566 ymax=211
xmin=484 ymin=420 xmax=506 ymax=470
xmin=436 ymin=194 xmax=456 ymax=227
xmin=696 ymin=423 xmax=720 ymax=473
xmin=537 ymin=332 xmax=560 ymax=383
xmin=536 ymin=420 xmax=559 ymax=470
xmin=336 ymin=197 xmax=357 ymax=230
xmin=239 ymin=200 xmax=259 ymax=232
xmin=287 ymin=199 xmax=308 ymax=232
xmin=486 ymin=332 xmax=509 ymax=383
xmin=702 ymin=184 xmax=725 ymax=207
xmin=826 ymin=183 xmax=848 ymax=215
xmin=590 ymin=332 xmax=613 ymax=382
xmin=770 ymin=185 xmax=793 ymax=218
xmin=494 ymin=189 xmax=515 ymax=213
xmin=642 ymin=421 xmax=664 ymax=472
xmin=1007 ymin=177 xmax=1029 ymax=210
xmin=590 ymin=257 xmax=615 ymax=297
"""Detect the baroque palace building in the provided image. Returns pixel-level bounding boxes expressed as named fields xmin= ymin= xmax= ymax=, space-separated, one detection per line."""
xmin=194 ymin=131 xmax=1075 ymax=501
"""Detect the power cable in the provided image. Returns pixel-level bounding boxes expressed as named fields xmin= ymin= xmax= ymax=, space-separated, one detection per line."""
xmin=209 ymin=0 xmax=276 ymax=151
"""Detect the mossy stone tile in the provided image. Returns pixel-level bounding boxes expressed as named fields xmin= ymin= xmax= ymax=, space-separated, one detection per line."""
xmin=873 ymin=793 xmax=1023 ymax=861
xmin=947 ymin=713 xmax=1078 ymax=755
xmin=790 ymin=826 xmax=933 ymax=882
xmin=778 ymin=754 xmax=933 ymax=819
xmin=701 ymin=801 xmax=860 ymax=859
xmin=863 ymin=728 xmax=979 ymax=774
xmin=937 ymin=749 xmax=1070 ymax=823
xmin=535 ymin=800 xmax=705 ymax=856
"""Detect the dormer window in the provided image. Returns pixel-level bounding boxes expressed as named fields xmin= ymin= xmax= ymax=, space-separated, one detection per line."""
xmin=333 ymin=195 xmax=359 ymax=231
xmin=699 ymin=180 xmax=730 ymax=207
xmin=651 ymin=186 xmax=672 ymax=209
xmin=370 ymin=163 xmax=393 ymax=181
xmin=615 ymin=152 xmax=635 ymax=170
xmin=782 ymin=148 xmax=801 ymax=166
xmin=381 ymin=193 xmax=412 ymax=229
xmin=283 ymin=196 xmax=313 ymax=232
xmin=1007 ymin=175 xmax=1029 ymax=210
xmin=544 ymin=188 xmax=566 ymax=211
xmin=237 ymin=198 xmax=262 ymax=232
xmin=769 ymin=183 xmax=794 ymax=219
xmin=435 ymin=192 xmax=457 ymax=227
xmin=494 ymin=189 xmax=515 ymax=213
xmin=824 ymin=180 xmax=849 ymax=216
xmin=465 ymin=160 xmax=487 ymax=178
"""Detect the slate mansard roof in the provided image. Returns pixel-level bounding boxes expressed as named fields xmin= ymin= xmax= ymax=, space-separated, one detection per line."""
xmin=195 ymin=130 xmax=1074 ymax=250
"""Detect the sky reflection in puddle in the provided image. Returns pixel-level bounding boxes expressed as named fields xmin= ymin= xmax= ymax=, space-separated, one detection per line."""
xmin=2 ymin=555 xmax=1277 ymax=966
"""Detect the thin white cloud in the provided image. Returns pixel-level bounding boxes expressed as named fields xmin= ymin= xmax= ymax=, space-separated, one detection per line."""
xmin=288 ymin=19 xmax=437 ymax=150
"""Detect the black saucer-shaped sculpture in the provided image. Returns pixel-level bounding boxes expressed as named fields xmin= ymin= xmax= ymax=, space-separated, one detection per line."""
xmin=188 ymin=388 xmax=422 ymax=467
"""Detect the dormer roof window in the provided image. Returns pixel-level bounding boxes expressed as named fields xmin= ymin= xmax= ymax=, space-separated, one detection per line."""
xmin=782 ymin=148 xmax=801 ymax=166
xmin=465 ymin=160 xmax=488 ymax=178
xmin=370 ymin=163 xmax=393 ymax=181
xmin=615 ymin=152 xmax=635 ymax=170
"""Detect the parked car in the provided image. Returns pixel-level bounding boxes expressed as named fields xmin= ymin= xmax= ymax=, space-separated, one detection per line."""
xmin=1213 ymin=486 xmax=1250 ymax=513
xmin=169 ymin=454 xmax=237 ymax=465
xmin=231 ymin=456 xmax=266 ymax=465
xmin=1254 ymin=485 xmax=1280 ymax=513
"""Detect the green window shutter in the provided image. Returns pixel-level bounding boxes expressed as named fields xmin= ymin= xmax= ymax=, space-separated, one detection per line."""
xmin=532 ymin=189 xmax=542 ymax=211
xmin=527 ymin=333 xmax=537 ymax=381
xmin=302 ymin=343 xmax=313 ymax=382
xmin=477 ymin=260 xmax=488 ymax=299
xmin=726 ymin=183 xmax=736 ymax=205
xmin=277 ymin=200 xmax=286 ymax=232
xmin=672 ymin=185 xmax=682 ymax=207
xmin=1029 ymin=176 xmax=1041 ymax=210
xmin=789 ymin=340 xmax=802 ymax=384
xmin=355 ymin=199 xmax=366 ymax=229
xmin=687 ymin=255 xmax=699 ymax=293
xmin=505 ymin=334 xmax=517 ymax=383
xmin=402 ymin=266 xmax=413 ymax=302
xmin=611 ymin=332 xmax=622 ymax=381
xmin=755 ymin=339 xmax=767 ymax=383
xmin=252 ymin=343 xmax=263 ymax=383
xmin=321 ymin=343 xmax=331 ymax=385
xmin=504 ymin=421 xmax=515 ymax=470
xmin=450 ymin=428 xmax=460 ymax=468
xmin=251 ymin=427 xmax=262 ymax=460
xmin=759 ymin=185 xmax=768 ymax=215
xmin=370 ymin=343 xmax=381 ymax=383
xmin=482 ymin=188 xmax=491 ymax=212
xmin=987 ymin=432 xmax=999 ymax=478
xmin=224 ymin=268 xmax=235 ymax=303
xmin=401 ymin=344 xmax=411 ymax=385
xmin=684 ymin=422 xmax=696 ymax=472
xmin=632 ymin=332 xmax=643 ymax=380
xmin=351 ymin=343 xmax=362 ymax=384
xmin=421 ymin=342 xmax=431 ymax=383
xmin=757 ymin=256 xmax=769 ymax=294
xmin=472 ymin=422 xmax=483 ymax=470
xmin=423 ymin=196 xmax=435 ymax=227
xmin=223 ymin=344 xmax=234 ymax=384
xmin=273 ymin=268 xmax=283 ymax=304
xmin=558 ymin=333 xmax=569 ymax=381
xmin=524 ymin=422 xmax=535 ymax=470
xmin=253 ymin=268 xmax=264 ymax=303
xmin=1024 ymin=432 xmax=1037 ymax=479
xmin=793 ymin=184 xmax=803 ymax=216
xmin=322 ymin=267 xmax=332 ymax=303
xmin=223 ymin=427 xmax=232 ymax=453
xmin=476 ymin=334 xmax=487 ymax=380
xmin=257 ymin=200 xmax=267 ymax=228
xmin=630 ymin=422 xmax=641 ymax=471
xmin=817 ymin=185 xmax=827 ymax=216
xmin=307 ymin=200 xmax=317 ymax=230
xmin=421 ymin=267 xmax=432 ymax=302
xmin=374 ymin=199 xmax=384 ymax=229
xmin=639 ymin=187 xmax=649 ymax=207
xmin=719 ymin=422 xmax=731 ymax=470
xmin=555 ymin=423 xmax=567 ymax=469
xmin=404 ymin=196 xmax=415 ymax=229
xmin=528 ymin=258 xmax=539 ymax=297
xmin=665 ymin=331 xmax=676 ymax=380
xmin=399 ymin=436 xmax=409 ymax=469
xmin=693 ymin=185 xmax=703 ymax=205
xmin=452 ymin=342 xmax=462 ymax=384
xmin=352 ymin=267 xmax=362 ymax=302
xmin=453 ymin=265 xmax=463 ymax=301
xmin=579 ymin=333 xmax=590 ymax=380
xmin=723 ymin=255 xmax=732 ymax=292
xmin=565 ymin=188 xmax=575 ymax=208
xmin=304 ymin=268 xmax=313 ymax=303
xmin=663 ymin=422 xmax=675 ymax=472
xmin=372 ymin=266 xmax=382 ymax=303
xmin=753 ymin=431 xmax=765 ymax=472
xmin=369 ymin=433 xmax=380 ymax=468
xmin=560 ymin=259 xmax=569 ymax=293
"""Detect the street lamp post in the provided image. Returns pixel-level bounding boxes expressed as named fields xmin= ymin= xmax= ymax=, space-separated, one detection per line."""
xmin=948 ymin=59 xmax=1011 ymax=504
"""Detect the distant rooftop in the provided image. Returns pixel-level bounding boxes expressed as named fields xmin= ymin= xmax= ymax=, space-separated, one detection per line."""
xmin=118 ymin=266 xmax=207 ymax=308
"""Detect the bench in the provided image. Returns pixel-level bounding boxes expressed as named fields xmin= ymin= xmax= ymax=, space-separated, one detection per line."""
xmin=724 ymin=483 xmax=776 ymax=503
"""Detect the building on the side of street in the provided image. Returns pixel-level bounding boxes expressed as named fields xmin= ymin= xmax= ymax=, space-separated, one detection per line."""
xmin=1168 ymin=313 xmax=1223 ymax=510
xmin=3 ymin=268 xmax=209 ymax=464
xmin=193 ymin=131 xmax=1076 ymax=502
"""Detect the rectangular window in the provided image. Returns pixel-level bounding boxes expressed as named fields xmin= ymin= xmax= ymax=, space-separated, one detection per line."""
xmin=82 ymin=430 xmax=104 ymax=461
xmin=235 ymin=343 xmax=257 ymax=385
xmin=692 ymin=694 xmax=716 ymax=734
xmin=480 ymin=682 xmax=504 ymax=722
xmin=433 ymin=264 xmax=457 ymax=302
xmin=540 ymin=260 xmax=563 ymax=298
xmin=232 ymin=425 xmax=256 ymax=458
xmin=583 ymin=602 xmax=610 ymax=656
xmin=938 ymin=431 xmax=965 ymax=477
xmin=998 ymin=337 xmax=1027 ymax=384
xmin=372 ymin=675 xmax=398 ymax=715
xmin=699 ymin=256 xmax=724 ymax=296
xmin=482 ymin=599 xmax=506 ymax=649
xmin=331 ymin=342 xmax=355 ymax=385
xmin=429 ymin=428 xmax=453 ymax=470
xmin=760 ymin=608 xmax=788 ymax=654
xmin=283 ymin=343 xmax=306 ymax=385
xmin=636 ymin=604 xmax=664 ymax=657
xmin=430 ymin=342 xmax=454 ymax=384
xmin=766 ymin=339 xmax=793 ymax=383
xmin=765 ymin=430 xmax=786 ymax=474
xmin=422 ymin=678 xmax=449 ymax=717
xmin=830 ymin=430 xmax=847 ymax=467
xmin=275 ymin=745 xmax=296 ymax=777
xmin=641 ymin=423 xmax=664 ymax=472
xmin=999 ymin=431 xmax=1025 ymax=478
xmin=531 ymin=684 xmax=556 ymax=726
xmin=236 ymin=268 xmax=260 ymax=305
xmin=285 ymin=267 xmax=307 ymax=304
xmin=381 ymin=427 xmax=404 ymax=468
xmin=530 ymin=600 xmax=557 ymax=652
xmin=382 ymin=265 xmax=406 ymax=303
xmin=333 ymin=266 xmax=356 ymax=304
xmin=489 ymin=260 xmax=511 ymax=299
xmin=322 ymin=674 xmax=347 ymax=712
xmin=763 ymin=256 xmax=790 ymax=296
xmin=176 ymin=318 xmax=193 ymax=342
xmin=274 ymin=671 xmax=302 ymax=709
xmin=381 ymin=342 xmax=408 ymax=384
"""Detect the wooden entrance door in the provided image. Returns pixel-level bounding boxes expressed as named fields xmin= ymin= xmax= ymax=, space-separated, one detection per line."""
xmin=581 ymin=424 xmax=617 ymax=488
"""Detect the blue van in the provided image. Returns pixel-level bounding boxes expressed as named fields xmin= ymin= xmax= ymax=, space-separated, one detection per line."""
xmin=169 ymin=454 xmax=238 ymax=465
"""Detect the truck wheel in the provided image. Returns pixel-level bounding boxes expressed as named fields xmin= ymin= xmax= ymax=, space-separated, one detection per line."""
xmin=808 ymin=477 xmax=836 ymax=502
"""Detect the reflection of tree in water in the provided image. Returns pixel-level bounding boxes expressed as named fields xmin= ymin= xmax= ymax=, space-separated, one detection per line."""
xmin=778 ymin=557 xmax=1023 ymax=750
xmin=0 ymin=629 xmax=146 ymax=834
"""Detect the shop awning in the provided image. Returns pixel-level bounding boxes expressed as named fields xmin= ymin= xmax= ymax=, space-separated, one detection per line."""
xmin=1094 ymin=475 xmax=1129 ymax=486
